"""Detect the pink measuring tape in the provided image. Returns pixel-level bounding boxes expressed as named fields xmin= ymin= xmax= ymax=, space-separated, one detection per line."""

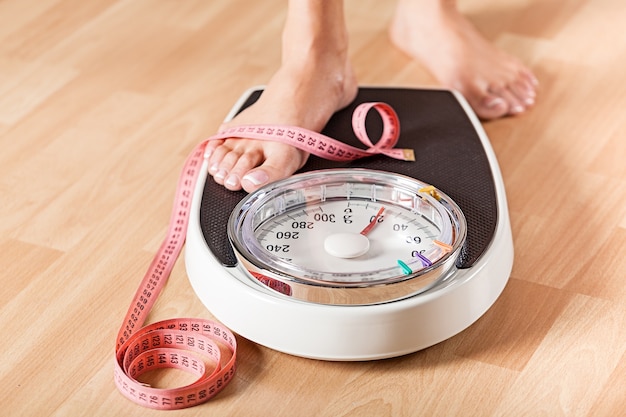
xmin=210 ymin=102 xmax=415 ymax=162
xmin=114 ymin=102 xmax=413 ymax=410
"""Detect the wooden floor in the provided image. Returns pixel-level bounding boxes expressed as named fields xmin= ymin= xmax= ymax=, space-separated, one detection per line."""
xmin=1 ymin=0 xmax=625 ymax=415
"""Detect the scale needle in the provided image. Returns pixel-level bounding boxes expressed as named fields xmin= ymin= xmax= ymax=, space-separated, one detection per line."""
xmin=360 ymin=207 xmax=385 ymax=236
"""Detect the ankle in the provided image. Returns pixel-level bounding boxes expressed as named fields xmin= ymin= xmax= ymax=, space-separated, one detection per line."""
xmin=394 ymin=0 xmax=462 ymax=28
xmin=281 ymin=23 xmax=349 ymax=65
xmin=281 ymin=0 xmax=349 ymax=64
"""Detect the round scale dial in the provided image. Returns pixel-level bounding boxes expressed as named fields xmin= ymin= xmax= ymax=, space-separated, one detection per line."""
xmin=228 ymin=169 xmax=466 ymax=305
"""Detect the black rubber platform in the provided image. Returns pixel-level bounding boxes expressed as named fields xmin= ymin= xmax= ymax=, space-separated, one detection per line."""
xmin=199 ymin=88 xmax=498 ymax=269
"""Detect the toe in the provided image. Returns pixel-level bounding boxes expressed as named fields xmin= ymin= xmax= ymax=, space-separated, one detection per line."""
xmin=240 ymin=163 xmax=291 ymax=193
xmin=223 ymin=173 xmax=242 ymax=190
xmin=500 ymin=88 xmax=526 ymax=116
xmin=510 ymin=75 xmax=536 ymax=108
xmin=222 ymin=151 xmax=264 ymax=191
xmin=204 ymin=139 xmax=224 ymax=160
xmin=240 ymin=146 xmax=308 ymax=193
xmin=469 ymin=92 xmax=509 ymax=120
xmin=521 ymin=67 xmax=539 ymax=88
xmin=207 ymin=143 xmax=230 ymax=176
xmin=209 ymin=150 xmax=242 ymax=186
xmin=241 ymin=169 xmax=271 ymax=192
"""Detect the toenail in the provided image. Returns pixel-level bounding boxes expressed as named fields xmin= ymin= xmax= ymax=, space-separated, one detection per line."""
xmin=209 ymin=163 xmax=219 ymax=174
xmin=511 ymin=105 xmax=525 ymax=114
xmin=525 ymin=97 xmax=535 ymax=106
xmin=242 ymin=170 xmax=270 ymax=186
xmin=225 ymin=174 xmax=239 ymax=188
xmin=486 ymin=97 xmax=506 ymax=108
xmin=214 ymin=169 xmax=227 ymax=180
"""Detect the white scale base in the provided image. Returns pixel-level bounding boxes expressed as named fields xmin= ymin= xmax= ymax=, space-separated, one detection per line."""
xmin=185 ymin=88 xmax=513 ymax=360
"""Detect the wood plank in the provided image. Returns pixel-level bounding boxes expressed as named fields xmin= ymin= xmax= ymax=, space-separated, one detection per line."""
xmin=1 ymin=0 xmax=624 ymax=415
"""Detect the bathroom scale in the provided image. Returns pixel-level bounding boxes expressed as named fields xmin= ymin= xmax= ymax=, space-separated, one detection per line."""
xmin=185 ymin=87 xmax=513 ymax=360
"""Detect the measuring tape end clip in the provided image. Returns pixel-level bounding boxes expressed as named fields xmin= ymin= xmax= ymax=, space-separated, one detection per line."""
xmin=403 ymin=149 xmax=416 ymax=162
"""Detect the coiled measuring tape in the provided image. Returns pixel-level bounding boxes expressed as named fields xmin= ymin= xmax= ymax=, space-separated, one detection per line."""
xmin=114 ymin=102 xmax=414 ymax=410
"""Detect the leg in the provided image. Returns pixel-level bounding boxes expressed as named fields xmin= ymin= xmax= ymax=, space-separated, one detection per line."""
xmin=206 ymin=0 xmax=358 ymax=192
xmin=390 ymin=0 xmax=538 ymax=120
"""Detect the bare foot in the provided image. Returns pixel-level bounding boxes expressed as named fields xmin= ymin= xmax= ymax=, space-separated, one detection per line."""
xmin=206 ymin=62 xmax=357 ymax=192
xmin=206 ymin=1 xmax=358 ymax=193
xmin=390 ymin=0 xmax=539 ymax=120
